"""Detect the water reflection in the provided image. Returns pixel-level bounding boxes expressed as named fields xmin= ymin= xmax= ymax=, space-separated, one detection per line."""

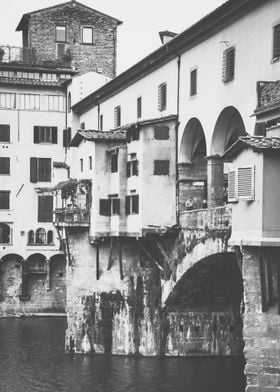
xmin=0 ymin=318 xmax=245 ymax=392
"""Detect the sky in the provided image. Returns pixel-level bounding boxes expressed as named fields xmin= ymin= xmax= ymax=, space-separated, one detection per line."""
xmin=0 ymin=0 xmax=225 ymax=74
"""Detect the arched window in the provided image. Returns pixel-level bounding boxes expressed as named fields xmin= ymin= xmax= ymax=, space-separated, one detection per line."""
xmin=67 ymin=92 xmax=71 ymax=113
xmin=35 ymin=228 xmax=46 ymax=244
xmin=28 ymin=230 xmax=34 ymax=244
xmin=0 ymin=223 xmax=10 ymax=244
xmin=47 ymin=230 xmax=53 ymax=244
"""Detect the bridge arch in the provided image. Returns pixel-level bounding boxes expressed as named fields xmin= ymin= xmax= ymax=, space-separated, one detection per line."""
xmin=163 ymin=252 xmax=244 ymax=356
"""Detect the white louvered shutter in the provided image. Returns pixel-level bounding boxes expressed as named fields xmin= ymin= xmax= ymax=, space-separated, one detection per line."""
xmin=228 ymin=169 xmax=237 ymax=202
xmin=237 ymin=166 xmax=255 ymax=200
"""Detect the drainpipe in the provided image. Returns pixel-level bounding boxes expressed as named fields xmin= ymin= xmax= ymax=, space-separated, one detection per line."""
xmin=175 ymin=54 xmax=181 ymax=225
xmin=97 ymin=103 xmax=100 ymax=130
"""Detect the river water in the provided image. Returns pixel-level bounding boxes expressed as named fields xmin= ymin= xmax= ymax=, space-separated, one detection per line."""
xmin=0 ymin=317 xmax=245 ymax=392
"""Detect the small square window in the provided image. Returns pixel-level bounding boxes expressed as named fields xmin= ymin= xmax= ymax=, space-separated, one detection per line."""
xmin=82 ymin=27 xmax=94 ymax=44
xmin=56 ymin=26 xmax=66 ymax=42
xmin=154 ymin=160 xmax=170 ymax=175
xmin=154 ymin=126 xmax=169 ymax=140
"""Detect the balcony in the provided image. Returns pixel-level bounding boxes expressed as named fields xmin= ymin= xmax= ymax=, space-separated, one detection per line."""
xmin=54 ymin=208 xmax=90 ymax=227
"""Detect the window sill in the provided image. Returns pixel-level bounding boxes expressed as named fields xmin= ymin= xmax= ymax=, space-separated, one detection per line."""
xmin=27 ymin=243 xmax=55 ymax=247
xmin=81 ymin=42 xmax=95 ymax=46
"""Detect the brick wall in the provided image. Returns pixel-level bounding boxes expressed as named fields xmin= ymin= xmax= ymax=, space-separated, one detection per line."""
xmin=27 ymin=2 xmax=119 ymax=77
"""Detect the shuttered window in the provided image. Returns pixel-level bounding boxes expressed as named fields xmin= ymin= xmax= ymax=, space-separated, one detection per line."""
xmin=38 ymin=196 xmax=53 ymax=222
xmin=56 ymin=26 xmax=66 ymax=42
xmin=222 ymin=47 xmax=235 ymax=83
xmin=127 ymin=160 xmax=139 ymax=177
xmin=0 ymin=124 xmax=10 ymax=142
xmin=99 ymin=199 xmax=111 ymax=216
xmin=127 ymin=127 xmax=139 ymax=143
xmin=158 ymin=83 xmax=167 ymax=111
xmin=154 ymin=160 xmax=170 ymax=175
xmin=154 ymin=125 xmax=169 ymax=140
xmin=137 ymin=96 xmax=142 ymax=118
xmin=237 ymin=166 xmax=255 ymax=200
xmin=111 ymin=152 xmax=118 ymax=173
xmin=0 ymin=157 xmax=10 ymax=175
xmin=228 ymin=169 xmax=237 ymax=202
xmin=125 ymin=195 xmax=139 ymax=215
xmin=273 ymin=24 xmax=280 ymax=60
xmin=30 ymin=158 xmax=51 ymax=183
xmin=190 ymin=69 xmax=197 ymax=96
xmin=34 ymin=126 xmax=57 ymax=144
xmin=63 ymin=128 xmax=72 ymax=147
xmin=114 ymin=106 xmax=121 ymax=127
xmin=0 ymin=191 xmax=10 ymax=209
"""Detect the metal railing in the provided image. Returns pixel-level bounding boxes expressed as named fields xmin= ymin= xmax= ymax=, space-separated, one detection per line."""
xmin=0 ymin=45 xmax=36 ymax=64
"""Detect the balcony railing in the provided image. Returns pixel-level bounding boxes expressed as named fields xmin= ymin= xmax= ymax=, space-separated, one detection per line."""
xmin=54 ymin=208 xmax=90 ymax=227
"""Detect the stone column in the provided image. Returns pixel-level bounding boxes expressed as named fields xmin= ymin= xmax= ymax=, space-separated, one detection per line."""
xmin=206 ymin=155 xmax=224 ymax=208
xmin=242 ymin=246 xmax=280 ymax=392
xmin=46 ymin=258 xmax=51 ymax=291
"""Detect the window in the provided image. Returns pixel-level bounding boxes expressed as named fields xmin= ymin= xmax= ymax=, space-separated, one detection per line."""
xmin=30 ymin=158 xmax=52 ymax=183
xmin=100 ymin=114 xmax=103 ymax=130
xmin=38 ymin=196 xmax=53 ymax=222
xmin=0 ymin=157 xmax=10 ymax=175
xmin=127 ymin=156 xmax=139 ymax=177
xmin=154 ymin=160 xmax=170 ymax=175
xmin=0 ymin=124 xmax=10 ymax=142
xmin=48 ymin=95 xmax=65 ymax=112
xmin=56 ymin=43 xmax=65 ymax=60
xmin=56 ymin=26 xmax=66 ymax=42
xmin=0 ymin=223 xmax=11 ymax=244
xmin=273 ymin=24 xmax=280 ymax=61
xmin=82 ymin=27 xmax=94 ymax=44
xmin=99 ymin=198 xmax=120 ymax=216
xmin=114 ymin=106 xmax=121 ymax=127
xmin=125 ymin=195 xmax=139 ymax=215
xmin=63 ymin=128 xmax=72 ymax=147
xmin=19 ymin=94 xmax=40 ymax=110
xmin=34 ymin=126 xmax=57 ymax=144
xmin=89 ymin=156 xmax=92 ymax=170
xmin=28 ymin=230 xmax=34 ymax=244
xmin=111 ymin=152 xmax=118 ymax=173
xmin=80 ymin=122 xmax=85 ymax=130
xmin=228 ymin=166 xmax=255 ymax=202
xmin=154 ymin=125 xmax=169 ymax=140
xmin=80 ymin=158 xmax=83 ymax=172
xmin=67 ymin=92 xmax=71 ymax=113
xmin=127 ymin=126 xmax=139 ymax=143
xmin=0 ymin=191 xmax=10 ymax=209
xmin=35 ymin=228 xmax=46 ymax=243
xmin=47 ymin=230 xmax=53 ymax=244
xmin=222 ymin=47 xmax=235 ymax=83
xmin=137 ymin=96 xmax=142 ymax=118
xmin=0 ymin=93 xmax=16 ymax=109
xmin=190 ymin=69 xmax=197 ymax=96
xmin=158 ymin=83 xmax=167 ymax=111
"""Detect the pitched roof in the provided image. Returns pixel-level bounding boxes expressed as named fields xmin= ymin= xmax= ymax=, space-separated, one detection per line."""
xmin=72 ymin=0 xmax=267 ymax=114
xmin=70 ymin=129 xmax=127 ymax=147
xmin=224 ymin=136 xmax=280 ymax=160
xmin=16 ymin=1 xmax=122 ymax=31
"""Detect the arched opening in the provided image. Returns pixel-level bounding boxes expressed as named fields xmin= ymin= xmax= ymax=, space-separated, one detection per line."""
xmin=35 ymin=228 xmax=46 ymax=244
xmin=0 ymin=254 xmax=23 ymax=302
xmin=47 ymin=230 xmax=53 ymax=244
xmin=27 ymin=253 xmax=46 ymax=272
xmin=27 ymin=230 xmax=34 ymax=244
xmin=50 ymin=254 xmax=67 ymax=311
xmin=164 ymin=253 xmax=244 ymax=356
xmin=0 ymin=223 xmax=11 ymax=244
xmin=208 ymin=107 xmax=246 ymax=207
xmin=178 ymin=118 xmax=207 ymax=210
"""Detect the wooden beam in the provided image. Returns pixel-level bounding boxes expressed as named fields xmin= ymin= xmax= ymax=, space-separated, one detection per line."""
xmin=138 ymin=240 xmax=163 ymax=272
xmin=118 ymin=238 xmax=124 ymax=280
xmin=96 ymin=241 xmax=100 ymax=280
xmin=107 ymin=237 xmax=114 ymax=271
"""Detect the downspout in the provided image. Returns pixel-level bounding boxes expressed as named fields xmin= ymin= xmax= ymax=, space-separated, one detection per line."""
xmin=97 ymin=103 xmax=100 ymax=130
xmin=176 ymin=54 xmax=181 ymax=225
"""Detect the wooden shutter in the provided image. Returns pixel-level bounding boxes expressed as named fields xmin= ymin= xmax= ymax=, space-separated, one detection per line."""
xmin=0 ymin=191 xmax=10 ymax=209
xmin=0 ymin=124 xmax=10 ymax=142
xmin=38 ymin=195 xmax=53 ymax=222
xmin=63 ymin=129 xmax=67 ymax=147
xmin=228 ymin=169 xmax=237 ymax=202
xmin=237 ymin=166 xmax=255 ymax=200
xmin=30 ymin=157 xmax=38 ymax=183
xmin=158 ymin=83 xmax=167 ymax=111
xmin=99 ymin=199 xmax=111 ymax=216
xmin=132 ymin=195 xmax=139 ymax=214
xmin=0 ymin=157 xmax=10 ymax=175
xmin=223 ymin=47 xmax=235 ymax=82
xmin=33 ymin=126 xmax=39 ymax=143
xmin=132 ymin=161 xmax=139 ymax=176
xmin=38 ymin=158 xmax=51 ymax=182
xmin=154 ymin=126 xmax=169 ymax=140
xmin=52 ymin=127 xmax=58 ymax=144
xmin=125 ymin=196 xmax=130 ymax=215
xmin=126 ymin=162 xmax=131 ymax=178
xmin=273 ymin=24 xmax=280 ymax=60
xmin=137 ymin=97 xmax=142 ymax=118
xmin=190 ymin=69 xmax=197 ymax=96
